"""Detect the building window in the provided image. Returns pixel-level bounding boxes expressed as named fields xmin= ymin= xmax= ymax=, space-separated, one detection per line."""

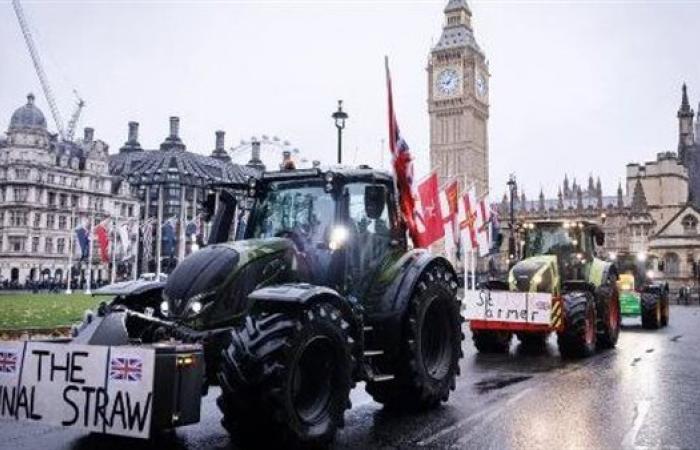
xmin=31 ymin=237 xmax=39 ymax=252
xmin=45 ymin=238 xmax=53 ymax=254
xmin=13 ymin=187 xmax=29 ymax=202
xmin=128 ymin=205 xmax=134 ymax=217
xmin=0 ymin=211 xmax=4 ymax=226
xmin=57 ymin=238 xmax=65 ymax=254
xmin=58 ymin=215 xmax=67 ymax=230
xmin=682 ymin=215 xmax=698 ymax=235
xmin=47 ymin=214 xmax=55 ymax=229
xmin=9 ymin=236 xmax=25 ymax=252
xmin=33 ymin=213 xmax=41 ymax=228
xmin=47 ymin=174 xmax=55 ymax=184
xmin=10 ymin=211 xmax=28 ymax=227
xmin=71 ymin=195 xmax=79 ymax=207
xmin=48 ymin=192 xmax=56 ymax=206
xmin=15 ymin=168 xmax=29 ymax=180
xmin=59 ymin=194 xmax=68 ymax=208
xmin=663 ymin=252 xmax=680 ymax=276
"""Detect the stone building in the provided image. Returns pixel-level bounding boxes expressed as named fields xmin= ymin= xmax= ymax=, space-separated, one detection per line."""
xmin=502 ymin=85 xmax=700 ymax=290
xmin=0 ymin=94 xmax=140 ymax=286
xmin=108 ymin=117 xmax=256 ymax=275
xmin=428 ymin=0 xmax=490 ymax=196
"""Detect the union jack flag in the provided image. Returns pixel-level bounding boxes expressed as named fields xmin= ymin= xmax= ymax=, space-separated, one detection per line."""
xmin=110 ymin=356 xmax=143 ymax=382
xmin=386 ymin=56 xmax=423 ymax=247
xmin=0 ymin=351 xmax=18 ymax=374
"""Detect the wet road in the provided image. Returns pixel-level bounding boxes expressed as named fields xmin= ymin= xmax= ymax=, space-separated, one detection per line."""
xmin=2 ymin=305 xmax=699 ymax=449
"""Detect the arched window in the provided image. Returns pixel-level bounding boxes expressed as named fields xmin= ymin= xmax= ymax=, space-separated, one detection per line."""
xmin=664 ymin=253 xmax=680 ymax=276
xmin=682 ymin=215 xmax=698 ymax=235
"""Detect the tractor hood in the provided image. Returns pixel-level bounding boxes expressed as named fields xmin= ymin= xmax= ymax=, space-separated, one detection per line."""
xmin=163 ymin=238 xmax=297 ymax=325
xmin=508 ymin=255 xmax=559 ymax=294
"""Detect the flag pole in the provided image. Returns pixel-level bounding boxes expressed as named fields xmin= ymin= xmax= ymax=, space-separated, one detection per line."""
xmin=110 ymin=218 xmax=117 ymax=284
xmin=132 ymin=218 xmax=139 ymax=281
xmin=156 ymin=186 xmax=163 ymax=277
xmin=85 ymin=213 xmax=95 ymax=295
xmin=66 ymin=208 xmax=74 ymax=294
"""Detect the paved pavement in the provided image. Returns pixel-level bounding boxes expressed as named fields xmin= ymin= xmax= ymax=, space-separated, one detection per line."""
xmin=1 ymin=305 xmax=699 ymax=449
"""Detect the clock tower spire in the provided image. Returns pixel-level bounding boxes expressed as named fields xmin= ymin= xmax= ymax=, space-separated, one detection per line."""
xmin=428 ymin=0 xmax=489 ymax=195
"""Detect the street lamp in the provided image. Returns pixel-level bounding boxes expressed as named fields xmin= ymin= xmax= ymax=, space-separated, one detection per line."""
xmin=506 ymin=174 xmax=518 ymax=260
xmin=332 ymin=100 xmax=348 ymax=165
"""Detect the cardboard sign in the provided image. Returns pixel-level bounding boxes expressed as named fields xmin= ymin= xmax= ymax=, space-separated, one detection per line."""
xmin=0 ymin=341 xmax=155 ymax=438
xmin=464 ymin=290 xmax=552 ymax=325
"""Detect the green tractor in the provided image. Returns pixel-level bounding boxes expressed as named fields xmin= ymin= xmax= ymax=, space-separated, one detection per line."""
xmin=614 ymin=253 xmax=669 ymax=329
xmin=465 ymin=220 xmax=621 ymax=358
xmin=74 ymin=167 xmax=464 ymax=447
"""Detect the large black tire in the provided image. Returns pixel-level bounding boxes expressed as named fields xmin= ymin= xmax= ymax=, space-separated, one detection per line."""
xmin=365 ymin=265 xmax=463 ymax=410
xmin=217 ymin=303 xmax=354 ymax=448
xmin=473 ymin=330 xmax=513 ymax=353
xmin=595 ymin=277 xmax=621 ymax=349
xmin=557 ymin=291 xmax=597 ymax=358
xmin=641 ymin=292 xmax=662 ymax=329
xmin=516 ymin=332 xmax=548 ymax=348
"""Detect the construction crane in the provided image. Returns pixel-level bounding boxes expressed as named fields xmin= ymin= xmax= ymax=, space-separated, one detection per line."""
xmin=12 ymin=0 xmax=84 ymax=142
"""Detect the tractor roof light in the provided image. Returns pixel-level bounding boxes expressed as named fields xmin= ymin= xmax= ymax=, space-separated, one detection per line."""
xmin=247 ymin=177 xmax=257 ymax=189
xmin=329 ymin=225 xmax=349 ymax=251
xmin=609 ymin=251 xmax=617 ymax=260
xmin=646 ymin=270 xmax=654 ymax=279
xmin=637 ymin=252 xmax=647 ymax=262
xmin=324 ymin=171 xmax=335 ymax=183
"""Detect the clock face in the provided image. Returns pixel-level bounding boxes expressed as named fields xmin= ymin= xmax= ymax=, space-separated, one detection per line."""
xmin=436 ymin=69 xmax=460 ymax=96
xmin=476 ymin=74 xmax=487 ymax=97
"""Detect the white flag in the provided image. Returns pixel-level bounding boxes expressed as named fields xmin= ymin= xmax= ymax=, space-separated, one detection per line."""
xmin=476 ymin=195 xmax=492 ymax=257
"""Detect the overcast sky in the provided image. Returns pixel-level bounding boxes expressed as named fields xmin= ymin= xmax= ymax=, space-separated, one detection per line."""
xmin=1 ymin=0 xmax=699 ymax=199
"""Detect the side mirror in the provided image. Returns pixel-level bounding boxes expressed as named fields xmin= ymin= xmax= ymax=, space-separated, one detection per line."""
xmin=203 ymin=192 xmax=216 ymax=221
xmin=593 ymin=227 xmax=605 ymax=246
xmin=364 ymin=185 xmax=386 ymax=220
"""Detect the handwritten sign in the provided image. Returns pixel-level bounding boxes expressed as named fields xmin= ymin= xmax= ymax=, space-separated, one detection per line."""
xmin=464 ymin=290 xmax=552 ymax=325
xmin=0 ymin=341 xmax=154 ymax=438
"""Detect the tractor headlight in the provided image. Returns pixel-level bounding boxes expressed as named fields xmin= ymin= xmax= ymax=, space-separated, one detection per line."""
xmin=329 ymin=225 xmax=349 ymax=251
xmin=248 ymin=177 xmax=257 ymax=189
xmin=646 ymin=270 xmax=654 ymax=279
xmin=190 ymin=301 xmax=202 ymax=314
xmin=637 ymin=252 xmax=647 ymax=262
xmin=160 ymin=300 xmax=170 ymax=316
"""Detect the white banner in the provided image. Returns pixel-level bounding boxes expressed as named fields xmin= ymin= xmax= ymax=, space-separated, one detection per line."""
xmin=0 ymin=341 xmax=155 ymax=438
xmin=464 ymin=290 xmax=552 ymax=325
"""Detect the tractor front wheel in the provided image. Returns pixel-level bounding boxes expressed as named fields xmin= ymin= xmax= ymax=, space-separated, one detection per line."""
xmin=557 ymin=291 xmax=597 ymax=358
xmin=596 ymin=278 xmax=621 ymax=349
xmin=366 ymin=265 xmax=463 ymax=411
xmin=217 ymin=303 xmax=354 ymax=448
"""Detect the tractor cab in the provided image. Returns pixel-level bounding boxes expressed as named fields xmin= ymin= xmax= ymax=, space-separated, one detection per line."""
xmin=247 ymin=167 xmax=404 ymax=296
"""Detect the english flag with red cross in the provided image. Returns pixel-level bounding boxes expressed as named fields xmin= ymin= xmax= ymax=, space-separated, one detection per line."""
xmin=476 ymin=194 xmax=492 ymax=257
xmin=439 ymin=180 xmax=461 ymax=264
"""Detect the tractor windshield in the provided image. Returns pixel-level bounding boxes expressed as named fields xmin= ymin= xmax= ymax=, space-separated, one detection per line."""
xmin=523 ymin=224 xmax=577 ymax=258
xmin=248 ymin=182 xmax=335 ymax=247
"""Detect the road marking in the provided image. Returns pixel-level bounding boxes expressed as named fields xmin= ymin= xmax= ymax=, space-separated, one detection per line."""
xmin=621 ymin=400 xmax=650 ymax=450
xmin=416 ymin=387 xmax=533 ymax=447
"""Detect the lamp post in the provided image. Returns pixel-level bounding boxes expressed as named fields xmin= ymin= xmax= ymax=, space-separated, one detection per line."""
xmin=332 ymin=100 xmax=348 ymax=165
xmin=506 ymin=174 xmax=518 ymax=261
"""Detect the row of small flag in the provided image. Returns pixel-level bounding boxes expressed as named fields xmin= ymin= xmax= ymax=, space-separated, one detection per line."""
xmin=74 ymin=215 xmax=205 ymax=264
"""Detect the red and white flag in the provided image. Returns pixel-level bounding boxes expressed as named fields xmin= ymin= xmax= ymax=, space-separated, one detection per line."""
xmin=416 ymin=172 xmax=445 ymax=247
xmin=459 ymin=187 xmax=479 ymax=254
xmin=476 ymin=195 xmax=492 ymax=257
xmin=440 ymin=180 xmax=461 ymax=263
xmin=94 ymin=218 xmax=112 ymax=263
xmin=386 ymin=56 xmax=421 ymax=247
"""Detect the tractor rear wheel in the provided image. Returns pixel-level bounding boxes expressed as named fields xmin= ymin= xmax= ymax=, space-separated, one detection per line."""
xmin=558 ymin=291 xmax=597 ymax=358
xmin=473 ymin=330 xmax=513 ymax=353
xmin=365 ymin=265 xmax=463 ymax=411
xmin=596 ymin=278 xmax=621 ymax=349
xmin=217 ymin=303 xmax=354 ymax=448
xmin=641 ymin=293 xmax=661 ymax=329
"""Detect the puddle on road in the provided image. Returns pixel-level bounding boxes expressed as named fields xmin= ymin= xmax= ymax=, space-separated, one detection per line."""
xmin=474 ymin=375 xmax=532 ymax=393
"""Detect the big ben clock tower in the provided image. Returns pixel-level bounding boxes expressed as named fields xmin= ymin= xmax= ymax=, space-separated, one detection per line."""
xmin=428 ymin=0 xmax=490 ymax=196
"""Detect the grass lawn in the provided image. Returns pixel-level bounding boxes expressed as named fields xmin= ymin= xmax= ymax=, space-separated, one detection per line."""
xmin=0 ymin=293 xmax=106 ymax=330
